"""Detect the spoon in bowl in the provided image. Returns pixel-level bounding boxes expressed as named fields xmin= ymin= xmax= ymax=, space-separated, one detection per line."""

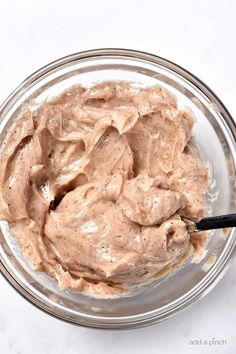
xmin=183 ymin=213 xmax=236 ymax=233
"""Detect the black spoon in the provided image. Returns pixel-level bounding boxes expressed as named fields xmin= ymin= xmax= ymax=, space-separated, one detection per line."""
xmin=183 ymin=213 xmax=236 ymax=232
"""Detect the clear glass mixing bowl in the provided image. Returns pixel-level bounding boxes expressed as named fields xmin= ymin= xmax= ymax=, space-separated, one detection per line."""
xmin=0 ymin=49 xmax=236 ymax=329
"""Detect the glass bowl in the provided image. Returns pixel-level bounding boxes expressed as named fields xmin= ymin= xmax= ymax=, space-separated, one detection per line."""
xmin=0 ymin=49 xmax=236 ymax=329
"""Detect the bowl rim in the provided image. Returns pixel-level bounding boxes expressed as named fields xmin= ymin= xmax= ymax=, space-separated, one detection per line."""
xmin=0 ymin=48 xmax=236 ymax=329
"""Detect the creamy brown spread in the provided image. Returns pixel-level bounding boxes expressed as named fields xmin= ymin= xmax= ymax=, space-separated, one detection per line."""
xmin=0 ymin=82 xmax=208 ymax=297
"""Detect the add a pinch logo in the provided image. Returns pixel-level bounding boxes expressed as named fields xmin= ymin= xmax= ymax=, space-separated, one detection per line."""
xmin=189 ymin=338 xmax=227 ymax=346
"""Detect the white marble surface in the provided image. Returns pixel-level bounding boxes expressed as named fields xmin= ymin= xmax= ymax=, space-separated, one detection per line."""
xmin=0 ymin=0 xmax=236 ymax=353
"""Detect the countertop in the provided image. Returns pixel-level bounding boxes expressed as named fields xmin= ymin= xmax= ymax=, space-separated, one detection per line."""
xmin=0 ymin=0 xmax=235 ymax=353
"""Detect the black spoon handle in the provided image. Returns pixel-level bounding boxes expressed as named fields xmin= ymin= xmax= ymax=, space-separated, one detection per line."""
xmin=196 ymin=213 xmax=236 ymax=231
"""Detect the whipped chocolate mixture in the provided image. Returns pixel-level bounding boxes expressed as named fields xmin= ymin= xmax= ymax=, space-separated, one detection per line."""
xmin=0 ymin=82 xmax=208 ymax=297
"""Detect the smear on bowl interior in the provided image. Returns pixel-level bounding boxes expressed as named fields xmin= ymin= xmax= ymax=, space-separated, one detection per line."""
xmin=0 ymin=81 xmax=208 ymax=298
